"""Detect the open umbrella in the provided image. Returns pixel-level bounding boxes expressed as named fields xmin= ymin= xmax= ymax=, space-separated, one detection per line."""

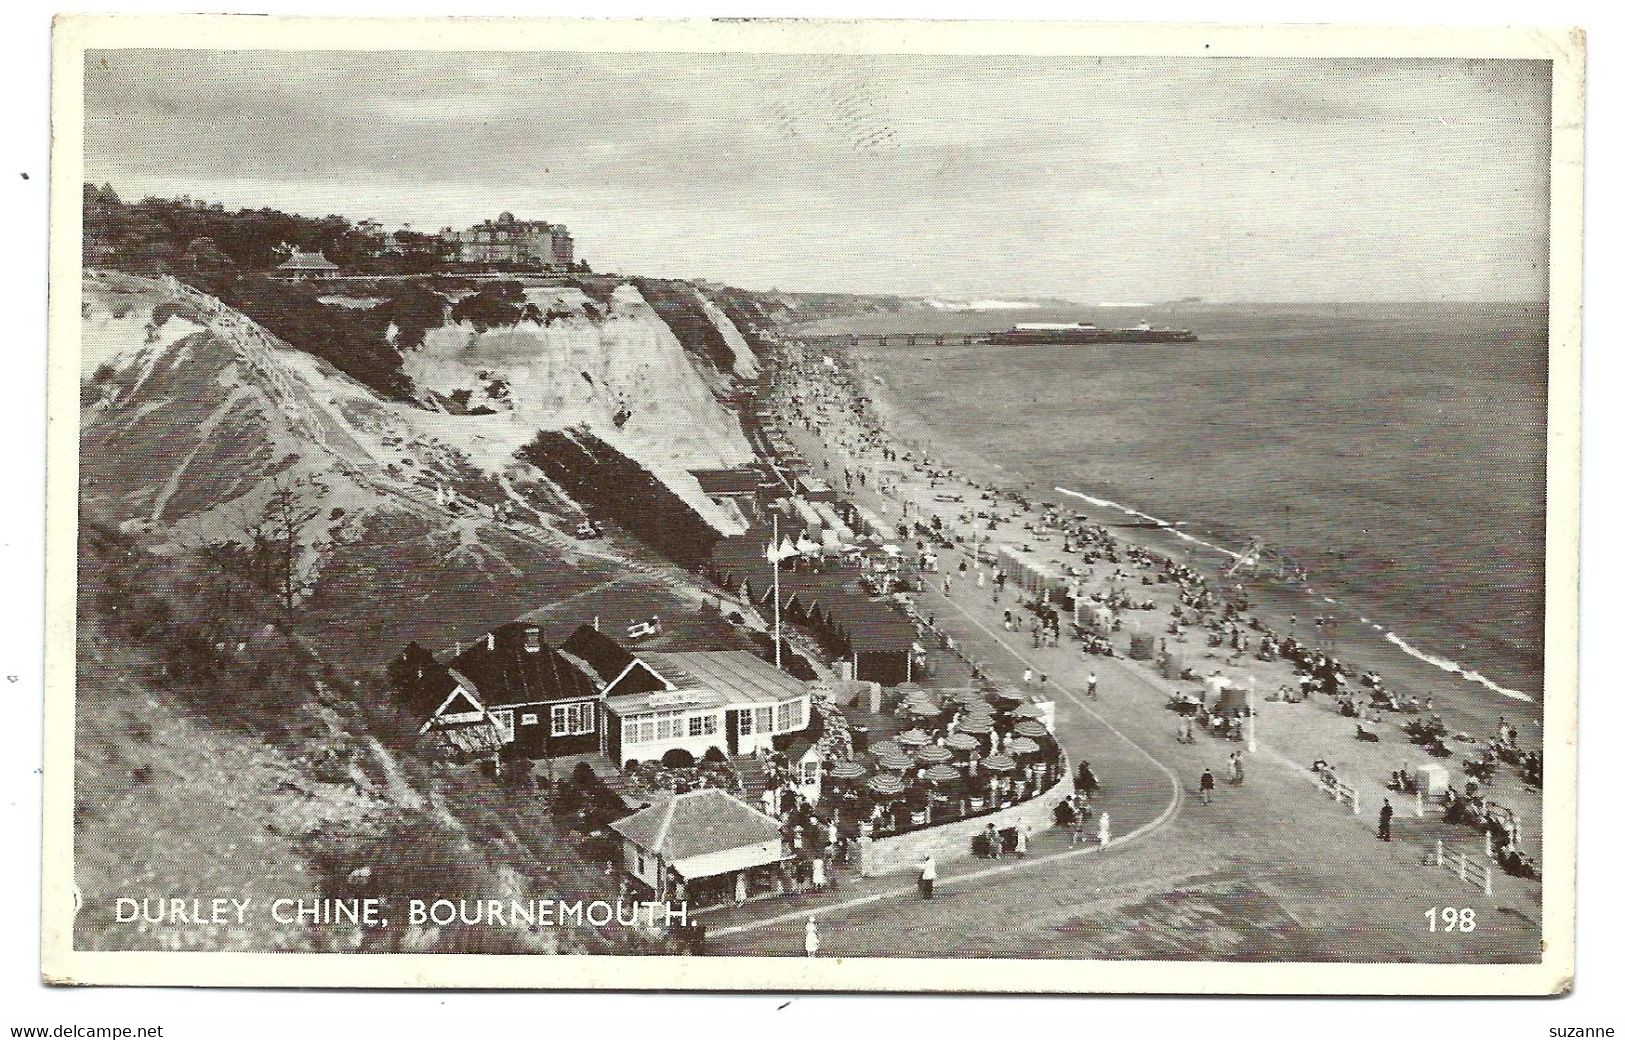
xmin=875 ymin=749 xmax=915 ymax=772
xmin=868 ymin=774 xmax=906 ymax=796
xmin=895 ymin=682 xmax=925 ymax=698
xmin=1007 ymin=736 xmax=1041 ymax=756
xmin=983 ymin=753 xmax=1018 ymax=773
xmin=1013 ymin=719 xmax=1048 ymax=739
xmin=945 ymin=732 xmax=981 ymax=753
xmin=904 ymin=700 xmax=941 ymax=718
xmin=870 ymin=739 xmax=904 ymax=759
xmin=956 ymin=715 xmax=993 ymax=735
xmin=1015 ymin=704 xmax=1046 ymax=720
xmin=923 ymin=764 xmax=960 ymax=784
xmin=993 ymin=689 xmax=1025 ymax=704
xmin=916 ymin=744 xmax=953 ymax=765
xmin=896 ymin=729 xmax=932 ymax=748
xmin=829 ymin=760 xmax=867 ymax=781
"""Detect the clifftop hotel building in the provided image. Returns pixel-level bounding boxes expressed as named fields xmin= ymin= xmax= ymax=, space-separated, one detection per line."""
xmin=441 ymin=211 xmax=576 ymax=268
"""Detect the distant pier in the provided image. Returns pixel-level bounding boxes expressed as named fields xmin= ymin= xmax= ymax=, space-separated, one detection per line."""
xmin=800 ymin=331 xmax=986 ymax=347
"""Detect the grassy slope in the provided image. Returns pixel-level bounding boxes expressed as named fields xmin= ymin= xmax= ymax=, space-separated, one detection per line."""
xmin=72 ymin=520 xmax=633 ymax=954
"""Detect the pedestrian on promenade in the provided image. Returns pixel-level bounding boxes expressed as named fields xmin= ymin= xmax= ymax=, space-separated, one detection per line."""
xmin=811 ymin=855 xmax=827 ymax=890
xmin=1228 ymin=751 xmax=1245 ymax=785
xmin=918 ymin=855 xmax=937 ymax=899
xmin=1015 ymin=822 xmax=1029 ymax=858
xmin=805 ymin=916 xmax=820 ymax=958
xmin=1022 ymin=668 xmax=1033 ymax=685
xmin=1097 ymin=811 xmax=1111 ymax=847
xmin=983 ymin=822 xmax=1002 ymax=859
xmin=1378 ymin=799 xmax=1394 ymax=842
xmin=1199 ymin=769 xmax=1216 ymax=805
xmin=1071 ymin=804 xmax=1089 ymax=846
xmin=734 ymin=871 xmax=747 ymax=907
xmin=1087 ymin=672 xmax=1099 ymax=700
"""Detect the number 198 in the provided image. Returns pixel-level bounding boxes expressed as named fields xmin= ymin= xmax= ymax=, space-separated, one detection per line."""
xmin=1426 ymin=907 xmax=1476 ymax=932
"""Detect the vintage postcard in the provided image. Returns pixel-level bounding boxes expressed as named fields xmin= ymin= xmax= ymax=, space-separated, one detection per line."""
xmin=43 ymin=16 xmax=1582 ymax=993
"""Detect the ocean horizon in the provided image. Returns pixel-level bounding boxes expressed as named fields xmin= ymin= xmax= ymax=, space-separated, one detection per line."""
xmin=808 ymin=299 xmax=1549 ymax=703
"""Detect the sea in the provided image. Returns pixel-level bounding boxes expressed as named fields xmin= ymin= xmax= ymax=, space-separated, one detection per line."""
xmin=800 ymin=301 xmax=1550 ymax=704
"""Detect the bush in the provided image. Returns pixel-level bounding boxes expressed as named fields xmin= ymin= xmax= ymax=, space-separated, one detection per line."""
xmin=701 ymin=746 xmax=728 ymax=765
xmin=661 ymin=748 xmax=695 ymax=769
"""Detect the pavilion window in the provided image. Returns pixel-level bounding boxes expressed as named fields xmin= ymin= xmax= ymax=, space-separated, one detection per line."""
xmin=775 ymin=698 xmax=805 ymax=733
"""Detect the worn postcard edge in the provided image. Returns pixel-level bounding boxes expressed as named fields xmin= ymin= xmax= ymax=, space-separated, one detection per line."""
xmin=40 ymin=15 xmax=1584 ymax=994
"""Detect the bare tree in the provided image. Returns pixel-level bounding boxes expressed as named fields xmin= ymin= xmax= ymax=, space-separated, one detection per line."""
xmin=259 ymin=475 xmax=327 ymax=612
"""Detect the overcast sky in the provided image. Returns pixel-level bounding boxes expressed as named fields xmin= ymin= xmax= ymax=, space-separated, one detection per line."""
xmin=83 ymin=50 xmax=1551 ymax=301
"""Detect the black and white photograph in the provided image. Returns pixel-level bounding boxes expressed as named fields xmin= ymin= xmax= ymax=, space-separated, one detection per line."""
xmin=34 ymin=14 xmax=1583 ymax=997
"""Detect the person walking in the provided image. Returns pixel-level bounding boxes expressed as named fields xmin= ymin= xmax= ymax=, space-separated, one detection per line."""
xmin=1014 ymin=822 xmax=1029 ymax=858
xmin=1378 ymin=798 xmax=1394 ymax=842
xmin=734 ymin=870 xmax=748 ymax=907
xmin=811 ymin=855 xmax=827 ymax=891
xmin=1097 ymin=811 xmax=1111 ymax=848
xmin=1022 ymin=667 xmax=1033 ymax=685
xmin=1199 ymin=768 xmax=1216 ymax=805
xmin=1087 ymin=671 xmax=1099 ymax=700
xmin=804 ymin=916 xmax=820 ymax=958
xmin=917 ymin=855 xmax=937 ymax=900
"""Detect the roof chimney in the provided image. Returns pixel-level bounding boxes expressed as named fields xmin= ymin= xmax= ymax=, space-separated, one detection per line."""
xmin=524 ymin=626 xmax=542 ymax=653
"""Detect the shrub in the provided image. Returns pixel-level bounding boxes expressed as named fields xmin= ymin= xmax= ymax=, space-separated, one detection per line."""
xmin=701 ymin=746 xmax=728 ymax=765
xmin=661 ymin=748 xmax=695 ymax=769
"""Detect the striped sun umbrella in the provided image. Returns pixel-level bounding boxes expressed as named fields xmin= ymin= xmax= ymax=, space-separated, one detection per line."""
xmin=875 ymin=749 xmax=915 ymax=772
xmin=1007 ymin=736 xmax=1041 ymax=756
xmin=870 ymin=740 xmax=904 ymax=759
xmin=896 ymin=729 xmax=932 ymax=748
xmin=956 ymin=715 xmax=993 ymax=735
xmin=923 ymin=764 xmax=961 ymax=784
xmin=945 ymin=732 xmax=981 ymax=753
xmin=983 ymin=753 xmax=1018 ymax=773
xmin=916 ymin=744 xmax=953 ymax=765
xmin=1015 ymin=704 xmax=1046 ymax=720
xmin=1013 ymin=719 xmax=1048 ymax=738
xmin=829 ymin=760 xmax=867 ymax=781
xmin=868 ymin=773 xmax=906 ymax=797
xmin=905 ymin=700 xmax=941 ymax=717
xmin=993 ymin=689 xmax=1025 ymax=704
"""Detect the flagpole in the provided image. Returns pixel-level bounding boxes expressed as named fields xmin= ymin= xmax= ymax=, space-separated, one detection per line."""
xmin=773 ymin=515 xmax=783 ymax=671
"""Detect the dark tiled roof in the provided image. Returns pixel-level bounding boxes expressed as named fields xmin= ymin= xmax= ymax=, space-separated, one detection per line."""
xmin=450 ymin=623 xmax=598 ymax=708
xmin=610 ymin=788 xmax=782 ymax=861
xmin=561 ymin=623 xmax=637 ymax=684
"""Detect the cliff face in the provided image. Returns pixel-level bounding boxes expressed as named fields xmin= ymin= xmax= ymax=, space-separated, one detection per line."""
xmin=404 ymin=283 xmax=753 ymax=506
xmin=78 ymin=270 xmax=763 ymax=663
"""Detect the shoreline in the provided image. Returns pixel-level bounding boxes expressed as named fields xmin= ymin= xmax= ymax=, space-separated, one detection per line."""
xmin=843 ymin=345 xmax=1545 ymax=748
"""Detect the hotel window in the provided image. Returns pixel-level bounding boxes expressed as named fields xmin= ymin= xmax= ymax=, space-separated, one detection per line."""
xmin=552 ymin=702 xmax=595 ymax=736
xmin=800 ymin=760 xmax=820 ymax=786
xmin=688 ymin=714 xmax=718 ymax=738
xmin=755 ymin=706 xmax=775 ymax=734
xmin=776 ymin=699 xmax=805 ymax=733
xmin=520 ymin=713 xmax=538 ymax=726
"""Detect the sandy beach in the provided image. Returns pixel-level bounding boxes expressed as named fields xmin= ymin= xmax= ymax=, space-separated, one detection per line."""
xmin=700 ymin=336 xmax=1547 ymax=960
